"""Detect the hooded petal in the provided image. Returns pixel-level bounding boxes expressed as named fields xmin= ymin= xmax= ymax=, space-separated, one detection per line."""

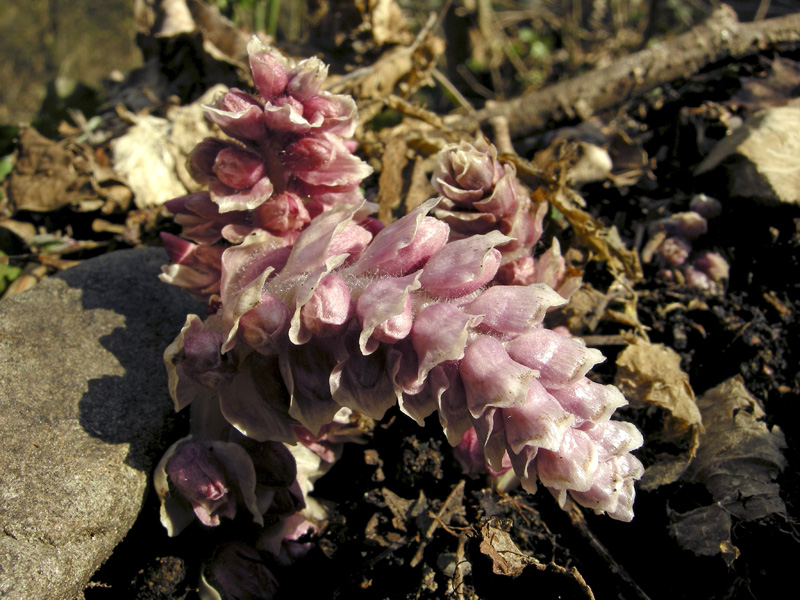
xmin=503 ymin=379 xmax=575 ymax=454
xmin=506 ymin=328 xmax=605 ymax=389
xmin=536 ymin=429 xmax=599 ymax=494
xmin=411 ymin=303 xmax=481 ymax=391
xmin=247 ymin=37 xmax=291 ymax=101
xmin=357 ymin=272 xmax=421 ymax=354
xmin=210 ymin=176 xmax=275 ymax=213
xmin=351 ymin=198 xmax=446 ymax=276
xmin=279 ymin=341 xmax=341 ymax=436
xmin=278 ymin=201 xmax=363 ymax=278
xmin=288 ymin=254 xmax=350 ymax=345
xmin=548 ymin=378 xmax=628 ymax=424
xmin=432 ymin=364 xmax=473 ymax=446
xmin=330 ymin=339 xmax=396 ymax=420
xmin=460 ymin=334 xmax=537 ymax=418
xmin=417 ymin=231 xmax=509 ymax=299
xmin=204 ymin=88 xmax=266 ymax=140
xmin=219 ymin=232 xmax=282 ymax=351
xmin=219 ymin=354 xmax=297 ymax=443
xmin=463 ymin=283 xmax=567 ymax=335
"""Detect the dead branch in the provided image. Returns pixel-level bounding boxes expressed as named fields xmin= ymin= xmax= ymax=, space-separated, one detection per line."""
xmin=454 ymin=4 xmax=800 ymax=138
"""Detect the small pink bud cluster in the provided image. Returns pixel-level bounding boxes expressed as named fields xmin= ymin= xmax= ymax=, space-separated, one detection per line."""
xmin=160 ymin=37 xmax=372 ymax=300
xmin=166 ymin=198 xmax=643 ymax=521
xmin=646 ymin=194 xmax=729 ymax=291
xmin=432 ymin=137 xmax=580 ymax=298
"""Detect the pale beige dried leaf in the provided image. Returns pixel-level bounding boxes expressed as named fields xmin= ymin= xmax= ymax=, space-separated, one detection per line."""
xmin=376 ymin=136 xmax=408 ymax=224
xmin=479 ymin=519 xmax=529 ymax=577
xmin=615 ymin=340 xmax=702 ymax=431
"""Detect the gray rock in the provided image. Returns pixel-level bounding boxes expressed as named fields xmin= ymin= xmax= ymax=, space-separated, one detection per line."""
xmin=696 ymin=104 xmax=800 ymax=205
xmin=0 ymin=248 xmax=203 ymax=600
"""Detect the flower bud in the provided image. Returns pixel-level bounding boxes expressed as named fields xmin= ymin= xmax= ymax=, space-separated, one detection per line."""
xmin=204 ymin=89 xmax=266 ymax=140
xmin=248 ymin=39 xmax=290 ymax=101
xmin=300 ymin=273 xmax=354 ymax=338
xmin=213 ymin=146 xmax=265 ymax=190
xmin=165 ymin=442 xmax=237 ymax=526
xmin=287 ymin=57 xmax=327 ymax=101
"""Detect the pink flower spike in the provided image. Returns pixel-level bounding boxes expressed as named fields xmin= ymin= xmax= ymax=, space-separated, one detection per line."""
xmin=460 ymin=334 xmax=537 ymax=418
xmin=418 ymin=231 xmax=509 ymax=299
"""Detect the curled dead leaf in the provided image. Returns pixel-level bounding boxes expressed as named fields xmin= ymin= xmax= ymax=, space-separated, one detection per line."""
xmin=615 ymin=339 xmax=702 ymax=488
xmin=670 ymin=376 xmax=786 ymax=564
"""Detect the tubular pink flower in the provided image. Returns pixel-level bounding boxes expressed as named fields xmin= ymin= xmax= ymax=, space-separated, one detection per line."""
xmin=350 ymin=198 xmax=448 ymax=276
xmin=460 ymin=334 xmax=537 ymax=418
xmin=417 ymin=231 xmax=508 ymax=299
xmin=204 ymin=88 xmax=267 ymax=140
xmin=463 ymin=283 xmax=567 ymax=335
xmin=213 ymin=146 xmax=266 ymax=190
xmin=164 ymin=441 xmax=237 ymax=527
xmin=248 ymin=40 xmax=290 ymax=101
xmin=536 ymin=428 xmax=599 ymax=493
xmin=298 ymin=272 xmax=354 ymax=339
xmin=357 ymin=272 xmax=421 ymax=354
xmin=159 ymin=233 xmax=224 ymax=300
xmin=506 ymin=328 xmax=606 ymax=388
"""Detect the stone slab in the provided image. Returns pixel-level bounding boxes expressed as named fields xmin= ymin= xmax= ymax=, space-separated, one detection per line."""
xmin=0 ymin=248 xmax=202 ymax=600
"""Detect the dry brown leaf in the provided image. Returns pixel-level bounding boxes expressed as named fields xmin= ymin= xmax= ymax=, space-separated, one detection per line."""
xmin=686 ymin=377 xmax=787 ymax=520
xmin=7 ymin=128 xmax=84 ymax=213
xmin=478 ymin=518 xmax=529 ymax=577
xmin=616 ymin=340 xmax=702 ymax=431
xmin=404 ymin=155 xmax=435 ymax=213
xmin=615 ymin=339 xmax=702 ymax=488
xmin=669 ymin=505 xmax=740 ymax=566
xmin=670 ymin=377 xmax=787 ymax=564
xmin=512 ymin=155 xmax=643 ymax=281
xmin=376 ymin=136 xmax=409 ymax=224
xmin=112 ymin=86 xmax=221 ymax=209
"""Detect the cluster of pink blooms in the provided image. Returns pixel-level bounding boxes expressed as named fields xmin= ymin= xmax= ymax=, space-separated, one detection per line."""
xmin=156 ymin=39 xmax=643 ymax=598
xmin=646 ymin=194 xmax=729 ymax=291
